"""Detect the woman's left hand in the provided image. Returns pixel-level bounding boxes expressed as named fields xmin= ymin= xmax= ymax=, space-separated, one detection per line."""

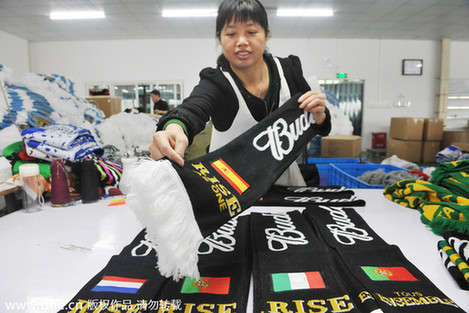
xmin=298 ymin=90 xmax=326 ymax=124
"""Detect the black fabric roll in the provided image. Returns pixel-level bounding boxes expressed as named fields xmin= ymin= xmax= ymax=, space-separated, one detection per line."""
xmin=80 ymin=159 xmax=100 ymax=203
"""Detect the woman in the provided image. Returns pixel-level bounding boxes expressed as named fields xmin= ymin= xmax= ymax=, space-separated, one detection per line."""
xmin=150 ymin=0 xmax=331 ymax=185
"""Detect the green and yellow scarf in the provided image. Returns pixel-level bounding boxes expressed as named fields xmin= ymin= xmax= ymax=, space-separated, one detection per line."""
xmin=383 ymin=179 xmax=469 ymax=235
xmin=430 ymin=159 xmax=469 ymax=198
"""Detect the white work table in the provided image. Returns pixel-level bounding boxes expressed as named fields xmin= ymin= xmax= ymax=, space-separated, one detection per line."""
xmin=0 ymin=189 xmax=468 ymax=312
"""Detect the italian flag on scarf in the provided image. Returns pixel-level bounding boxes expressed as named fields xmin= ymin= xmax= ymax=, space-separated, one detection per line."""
xmin=383 ymin=179 xmax=469 ymax=235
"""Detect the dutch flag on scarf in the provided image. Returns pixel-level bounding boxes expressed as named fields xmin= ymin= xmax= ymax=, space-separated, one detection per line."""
xmin=91 ymin=276 xmax=146 ymax=294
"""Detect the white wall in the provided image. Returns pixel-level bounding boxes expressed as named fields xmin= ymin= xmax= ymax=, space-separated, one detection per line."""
xmin=29 ymin=39 xmax=220 ymax=100
xmin=0 ymin=30 xmax=29 ymax=80
xmin=450 ymin=41 xmax=469 ymax=78
xmin=30 ymin=37 xmax=449 ymax=149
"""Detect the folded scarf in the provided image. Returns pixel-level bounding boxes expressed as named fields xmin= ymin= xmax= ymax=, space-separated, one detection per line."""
xmin=444 ymin=231 xmax=469 ymax=263
xmin=437 ymin=239 xmax=469 ymax=290
xmin=383 ymin=179 xmax=469 ymax=235
xmin=124 ymin=94 xmax=325 ymax=280
xmin=255 ymin=185 xmax=366 ymax=207
xmin=430 ymin=160 xmax=469 ymax=198
xmin=22 ymin=124 xmax=103 ymax=162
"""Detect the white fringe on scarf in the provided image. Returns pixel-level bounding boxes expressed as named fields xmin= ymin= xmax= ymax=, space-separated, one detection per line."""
xmin=123 ymin=159 xmax=203 ymax=280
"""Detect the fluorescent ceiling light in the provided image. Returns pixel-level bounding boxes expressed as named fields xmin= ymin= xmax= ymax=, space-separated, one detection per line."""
xmin=162 ymin=9 xmax=217 ymax=17
xmin=50 ymin=10 xmax=105 ymax=20
xmin=277 ymin=8 xmax=334 ymax=17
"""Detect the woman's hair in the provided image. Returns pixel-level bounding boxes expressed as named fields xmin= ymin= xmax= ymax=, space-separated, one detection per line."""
xmin=216 ymin=0 xmax=269 ymax=38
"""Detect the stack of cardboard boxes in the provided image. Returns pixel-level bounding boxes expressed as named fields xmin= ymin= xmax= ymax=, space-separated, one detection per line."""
xmin=442 ymin=127 xmax=469 ymax=152
xmin=422 ymin=119 xmax=444 ymax=163
xmin=86 ymin=96 xmax=122 ymax=118
xmin=321 ymin=135 xmax=362 ymax=158
xmin=387 ymin=118 xmax=424 ymax=163
xmin=388 ymin=117 xmax=445 ymax=164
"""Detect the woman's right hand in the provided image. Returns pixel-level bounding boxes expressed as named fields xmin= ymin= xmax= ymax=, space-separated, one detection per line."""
xmin=149 ymin=123 xmax=188 ymax=167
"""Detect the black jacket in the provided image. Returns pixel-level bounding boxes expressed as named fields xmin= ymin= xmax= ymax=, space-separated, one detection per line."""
xmin=157 ymin=54 xmax=331 ymax=143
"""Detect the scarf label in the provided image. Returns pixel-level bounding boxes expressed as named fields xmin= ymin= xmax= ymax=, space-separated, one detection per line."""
xmin=191 ymin=162 xmax=242 ymax=217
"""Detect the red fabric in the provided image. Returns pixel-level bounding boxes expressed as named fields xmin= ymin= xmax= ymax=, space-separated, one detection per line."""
xmin=19 ymin=151 xmax=36 ymax=161
xmin=408 ymin=169 xmax=430 ymax=181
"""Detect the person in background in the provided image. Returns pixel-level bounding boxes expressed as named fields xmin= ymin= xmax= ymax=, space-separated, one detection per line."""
xmin=151 ymin=89 xmax=169 ymax=117
xmin=149 ymin=0 xmax=330 ymax=186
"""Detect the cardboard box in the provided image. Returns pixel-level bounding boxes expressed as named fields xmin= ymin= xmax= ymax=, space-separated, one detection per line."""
xmin=387 ymin=138 xmax=422 ymax=163
xmin=452 ymin=142 xmax=469 ymax=152
xmin=321 ymin=135 xmax=362 ymax=158
xmin=86 ymin=96 xmax=122 ymax=118
xmin=390 ymin=117 xmax=424 ymax=140
xmin=442 ymin=130 xmax=469 ymax=149
xmin=423 ymin=118 xmax=443 ymax=141
xmin=422 ymin=141 xmax=441 ymax=163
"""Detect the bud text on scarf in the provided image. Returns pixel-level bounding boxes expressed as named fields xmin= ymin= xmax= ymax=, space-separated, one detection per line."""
xmin=263 ymin=212 xmax=308 ymax=251
xmin=319 ymin=205 xmax=373 ymax=245
xmin=198 ymin=219 xmax=238 ymax=255
xmin=253 ymin=111 xmax=315 ymax=161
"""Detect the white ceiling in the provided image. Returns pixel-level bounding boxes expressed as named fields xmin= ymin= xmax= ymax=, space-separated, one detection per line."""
xmin=0 ymin=0 xmax=468 ymax=42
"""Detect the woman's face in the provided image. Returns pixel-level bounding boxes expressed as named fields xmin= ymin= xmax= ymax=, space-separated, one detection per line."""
xmin=219 ymin=18 xmax=268 ymax=71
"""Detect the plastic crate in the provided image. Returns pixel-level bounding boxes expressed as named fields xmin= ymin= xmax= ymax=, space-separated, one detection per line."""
xmin=329 ymin=163 xmax=405 ymax=189
xmin=307 ymin=157 xmax=359 ymax=164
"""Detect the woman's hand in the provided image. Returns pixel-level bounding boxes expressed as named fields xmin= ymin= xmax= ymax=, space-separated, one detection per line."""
xmin=298 ymin=90 xmax=327 ymax=124
xmin=149 ymin=123 xmax=188 ymax=167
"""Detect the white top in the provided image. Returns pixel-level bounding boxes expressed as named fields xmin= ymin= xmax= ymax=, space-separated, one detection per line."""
xmin=209 ymin=57 xmax=306 ymax=186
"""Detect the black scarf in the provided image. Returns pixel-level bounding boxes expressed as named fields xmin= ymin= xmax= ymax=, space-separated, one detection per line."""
xmin=255 ymin=185 xmax=366 ymax=207
xmin=250 ymin=210 xmax=362 ymax=312
xmin=303 ymin=205 xmax=466 ymax=312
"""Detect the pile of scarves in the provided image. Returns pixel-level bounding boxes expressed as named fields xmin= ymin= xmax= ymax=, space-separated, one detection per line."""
xmin=384 ymin=159 xmax=469 ymax=290
xmin=431 ymin=160 xmax=469 ymax=198
xmin=383 ymin=178 xmax=469 ymax=235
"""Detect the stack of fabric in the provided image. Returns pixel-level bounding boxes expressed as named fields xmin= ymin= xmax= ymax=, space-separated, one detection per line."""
xmin=21 ymin=124 xmax=103 ymax=162
xmin=0 ymin=64 xmax=104 ymax=131
xmin=436 ymin=145 xmax=469 ymax=163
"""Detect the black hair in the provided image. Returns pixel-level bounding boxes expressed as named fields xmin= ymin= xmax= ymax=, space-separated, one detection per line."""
xmin=216 ymin=0 xmax=269 ymax=39
xmin=150 ymin=89 xmax=160 ymax=96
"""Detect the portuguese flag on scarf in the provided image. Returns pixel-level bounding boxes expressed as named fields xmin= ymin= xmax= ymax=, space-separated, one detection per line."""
xmin=181 ymin=277 xmax=230 ymax=294
xmin=361 ymin=266 xmax=418 ymax=281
